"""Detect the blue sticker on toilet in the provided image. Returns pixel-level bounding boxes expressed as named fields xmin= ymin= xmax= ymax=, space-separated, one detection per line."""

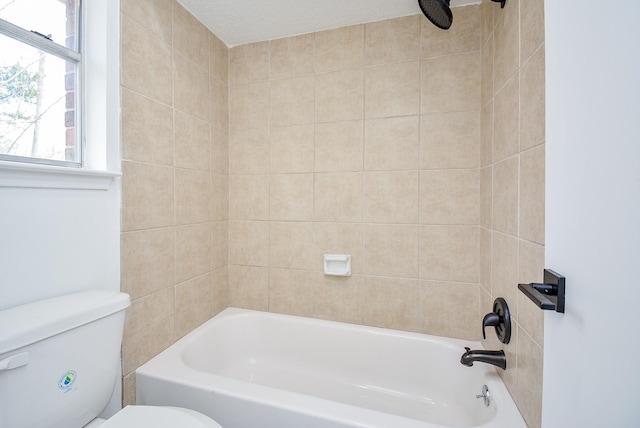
xmin=58 ymin=370 xmax=77 ymax=392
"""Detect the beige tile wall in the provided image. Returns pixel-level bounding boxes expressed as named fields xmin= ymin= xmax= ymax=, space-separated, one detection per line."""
xmin=226 ymin=3 xmax=545 ymax=426
xmin=118 ymin=2 xmax=545 ymax=425
xmin=480 ymin=0 xmax=546 ymax=426
xmin=228 ymin=6 xmax=483 ymax=337
xmin=119 ymin=0 xmax=229 ymax=405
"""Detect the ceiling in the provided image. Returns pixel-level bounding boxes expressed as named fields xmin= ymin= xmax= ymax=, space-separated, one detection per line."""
xmin=178 ymin=0 xmax=479 ymax=47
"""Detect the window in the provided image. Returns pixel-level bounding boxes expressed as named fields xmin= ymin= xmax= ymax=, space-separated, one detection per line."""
xmin=0 ymin=0 xmax=119 ymax=190
xmin=0 ymin=0 xmax=81 ymax=167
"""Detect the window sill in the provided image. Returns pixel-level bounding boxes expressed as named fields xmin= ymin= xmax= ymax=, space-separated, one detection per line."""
xmin=0 ymin=161 xmax=120 ymax=190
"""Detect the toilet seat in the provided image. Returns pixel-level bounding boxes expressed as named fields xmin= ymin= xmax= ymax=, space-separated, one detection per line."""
xmin=99 ymin=405 xmax=223 ymax=428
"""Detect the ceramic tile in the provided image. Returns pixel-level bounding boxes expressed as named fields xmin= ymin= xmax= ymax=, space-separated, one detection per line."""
xmin=480 ymin=166 xmax=493 ymax=228
xmin=270 ymin=173 xmax=314 ymax=221
xmin=493 ymin=74 xmax=519 ymax=162
xmin=421 ymin=52 xmax=480 ymax=113
xmin=364 ymin=171 xmax=419 ymax=224
xmin=230 ymin=41 xmax=269 ymax=84
xmin=420 ymin=169 xmax=480 ymax=225
xmin=520 ymin=47 xmax=545 ymax=151
xmin=121 ymin=88 xmax=173 ymax=165
xmin=479 ymin=227 xmax=491 ymax=291
xmin=363 ymin=277 xmax=419 ymax=331
xmin=519 ymin=145 xmax=545 ymax=244
xmin=122 ymin=288 xmax=174 ymax=374
xmin=176 ymin=273 xmax=212 ymax=338
xmin=121 ymin=161 xmax=174 ymax=232
xmin=315 ymin=121 xmax=364 ymax=172
xmin=364 ymin=116 xmax=419 ymax=171
xmin=269 ymin=222 xmax=315 ymax=271
xmin=230 ymin=81 xmax=269 ymax=130
xmin=229 ymin=128 xmax=269 ymax=174
xmin=271 ymin=125 xmax=314 ymax=173
xmin=365 ymin=15 xmax=420 ymax=66
xmin=173 ymin=2 xmax=209 ymax=69
xmin=210 ymin=33 xmax=229 ymax=83
xmin=211 ymin=266 xmax=229 ymax=314
xmin=314 ymin=275 xmax=363 ymax=324
xmin=314 ymin=172 xmax=363 ymax=222
xmin=365 ymin=61 xmax=420 ymax=118
xmin=210 ymin=77 xmax=229 ymax=131
xmin=480 ymin=101 xmax=493 ymax=167
xmin=123 ymin=372 xmax=136 ymax=405
xmin=492 ymin=157 xmax=518 ymax=236
xmin=229 ymin=174 xmax=269 ymax=220
xmin=121 ymin=228 xmax=175 ymax=300
xmin=228 ymin=265 xmax=269 ymax=310
xmin=364 ymin=224 xmax=419 ymax=278
xmin=211 ymin=221 xmax=229 ymax=269
xmin=270 ymin=75 xmax=315 ymax=126
xmin=121 ymin=15 xmax=172 ymax=105
xmin=516 ymin=328 xmax=543 ymax=428
xmin=211 ymin=128 xmax=229 ymax=174
xmin=315 ymin=25 xmax=364 ymax=72
xmin=175 ymin=223 xmax=211 ymax=283
xmin=175 ymin=168 xmax=211 ymax=225
xmin=481 ymin=33 xmax=494 ymax=107
xmin=121 ymin=0 xmax=172 ymax=44
xmin=174 ymin=111 xmax=210 ymax=171
xmin=315 ymin=69 xmax=364 ymax=123
xmin=493 ymin=0 xmax=519 ymax=90
xmin=174 ymin=53 xmax=209 ymax=120
xmin=269 ymin=269 xmax=317 ymax=317
xmin=270 ymin=33 xmax=315 ymax=79
xmin=480 ymin=0 xmax=495 ymax=44
xmin=211 ymin=173 xmax=229 ymax=221
xmin=228 ymin=221 xmax=269 ymax=267
xmin=520 ymin=0 xmax=545 ymax=64
xmin=420 ymin=111 xmax=480 ymax=169
xmin=419 ymin=281 xmax=479 ymax=340
xmin=419 ymin=225 xmax=479 ymax=282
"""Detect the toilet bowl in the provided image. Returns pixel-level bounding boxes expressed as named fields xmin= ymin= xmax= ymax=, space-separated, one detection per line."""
xmin=88 ymin=405 xmax=222 ymax=428
xmin=0 ymin=291 xmax=224 ymax=428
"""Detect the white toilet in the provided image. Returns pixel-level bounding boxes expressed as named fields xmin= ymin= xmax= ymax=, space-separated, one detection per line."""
xmin=0 ymin=291 xmax=223 ymax=428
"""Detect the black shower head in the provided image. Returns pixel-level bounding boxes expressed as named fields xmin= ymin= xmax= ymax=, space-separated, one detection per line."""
xmin=418 ymin=0 xmax=453 ymax=30
xmin=419 ymin=0 xmax=507 ymax=30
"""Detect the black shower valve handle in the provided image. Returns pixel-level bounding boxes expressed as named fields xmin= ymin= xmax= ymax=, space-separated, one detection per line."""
xmin=481 ymin=297 xmax=512 ymax=344
xmin=482 ymin=312 xmax=502 ymax=340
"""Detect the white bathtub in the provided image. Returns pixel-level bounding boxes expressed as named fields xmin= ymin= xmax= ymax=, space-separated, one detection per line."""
xmin=136 ymin=308 xmax=525 ymax=428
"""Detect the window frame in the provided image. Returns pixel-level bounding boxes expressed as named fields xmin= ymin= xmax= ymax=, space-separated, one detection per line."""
xmin=0 ymin=3 xmax=83 ymax=168
xmin=0 ymin=0 xmax=120 ymax=190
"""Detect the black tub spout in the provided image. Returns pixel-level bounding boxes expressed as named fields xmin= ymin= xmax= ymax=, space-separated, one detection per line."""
xmin=460 ymin=347 xmax=506 ymax=370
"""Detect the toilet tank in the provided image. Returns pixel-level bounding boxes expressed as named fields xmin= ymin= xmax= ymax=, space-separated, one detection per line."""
xmin=0 ymin=291 xmax=130 ymax=428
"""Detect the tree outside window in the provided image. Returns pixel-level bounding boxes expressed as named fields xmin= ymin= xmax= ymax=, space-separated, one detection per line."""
xmin=0 ymin=0 xmax=79 ymax=166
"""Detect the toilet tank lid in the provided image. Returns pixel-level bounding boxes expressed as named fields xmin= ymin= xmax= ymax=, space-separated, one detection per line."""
xmin=0 ymin=291 xmax=130 ymax=355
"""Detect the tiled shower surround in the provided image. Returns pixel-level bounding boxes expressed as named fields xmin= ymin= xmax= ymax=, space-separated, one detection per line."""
xmin=119 ymin=0 xmax=545 ymax=426
xmin=119 ymin=0 xmax=229 ymax=405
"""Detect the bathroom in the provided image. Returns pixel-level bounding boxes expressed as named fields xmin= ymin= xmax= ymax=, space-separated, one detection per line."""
xmin=0 ymin=0 xmax=639 ymax=427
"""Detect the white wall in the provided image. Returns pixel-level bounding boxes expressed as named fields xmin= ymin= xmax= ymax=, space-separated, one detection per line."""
xmin=544 ymin=1 xmax=640 ymax=426
xmin=0 ymin=183 xmax=120 ymax=309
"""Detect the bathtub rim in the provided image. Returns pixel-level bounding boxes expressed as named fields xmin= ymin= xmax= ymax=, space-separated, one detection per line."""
xmin=135 ymin=307 xmax=526 ymax=428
